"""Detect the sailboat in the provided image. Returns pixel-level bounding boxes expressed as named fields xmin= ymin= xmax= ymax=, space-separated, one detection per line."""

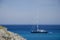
xmin=31 ymin=25 xmax=48 ymax=33
xmin=31 ymin=9 xmax=48 ymax=33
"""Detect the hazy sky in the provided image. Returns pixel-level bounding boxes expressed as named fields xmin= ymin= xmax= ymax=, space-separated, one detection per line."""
xmin=0 ymin=0 xmax=60 ymax=25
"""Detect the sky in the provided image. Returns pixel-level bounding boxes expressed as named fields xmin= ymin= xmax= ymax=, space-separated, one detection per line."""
xmin=0 ymin=0 xmax=60 ymax=25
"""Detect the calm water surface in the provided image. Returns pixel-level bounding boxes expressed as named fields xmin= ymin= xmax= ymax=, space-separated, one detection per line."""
xmin=3 ymin=25 xmax=60 ymax=40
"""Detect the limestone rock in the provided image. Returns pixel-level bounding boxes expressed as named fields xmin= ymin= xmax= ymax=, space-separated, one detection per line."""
xmin=0 ymin=26 xmax=26 ymax=40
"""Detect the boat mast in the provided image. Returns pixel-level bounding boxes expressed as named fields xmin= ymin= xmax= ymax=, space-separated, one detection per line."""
xmin=36 ymin=8 xmax=39 ymax=31
xmin=37 ymin=24 xmax=39 ymax=31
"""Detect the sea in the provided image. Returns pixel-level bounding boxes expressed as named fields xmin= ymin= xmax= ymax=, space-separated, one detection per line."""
xmin=2 ymin=25 xmax=60 ymax=40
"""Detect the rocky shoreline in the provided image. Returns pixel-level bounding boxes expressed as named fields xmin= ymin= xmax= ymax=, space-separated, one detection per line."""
xmin=0 ymin=26 xmax=26 ymax=40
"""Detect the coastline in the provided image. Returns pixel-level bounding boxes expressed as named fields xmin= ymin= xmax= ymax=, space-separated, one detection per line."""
xmin=0 ymin=26 xmax=26 ymax=40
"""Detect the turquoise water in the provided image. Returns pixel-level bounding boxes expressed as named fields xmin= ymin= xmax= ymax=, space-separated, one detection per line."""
xmin=20 ymin=33 xmax=60 ymax=40
xmin=3 ymin=25 xmax=60 ymax=40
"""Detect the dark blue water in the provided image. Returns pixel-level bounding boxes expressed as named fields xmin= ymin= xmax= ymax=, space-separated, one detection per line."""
xmin=2 ymin=25 xmax=60 ymax=40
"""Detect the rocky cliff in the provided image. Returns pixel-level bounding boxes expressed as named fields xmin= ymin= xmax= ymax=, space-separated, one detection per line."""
xmin=0 ymin=26 xmax=26 ymax=40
